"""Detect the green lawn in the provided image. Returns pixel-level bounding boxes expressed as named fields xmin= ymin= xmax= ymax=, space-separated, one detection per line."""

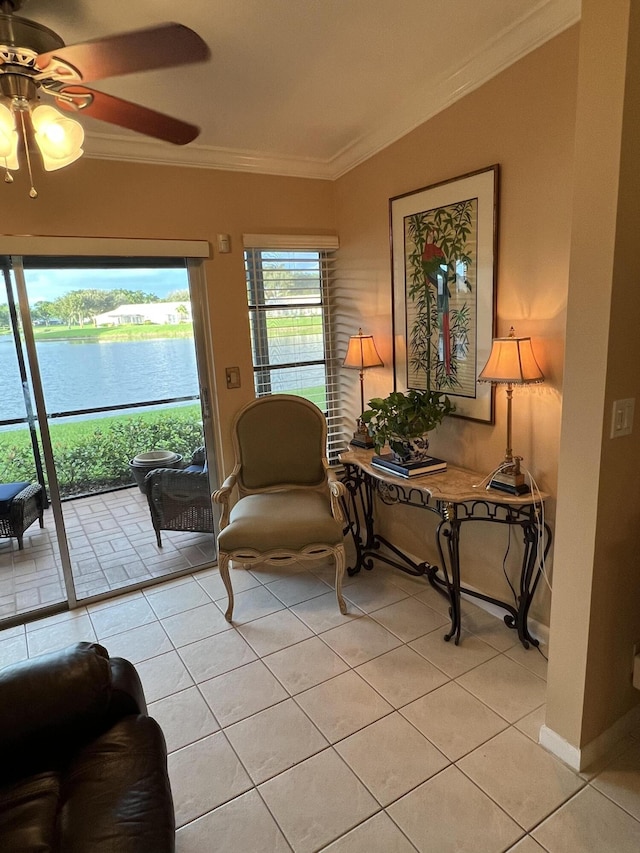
xmin=0 ymin=324 xmax=193 ymax=342
xmin=0 ymin=313 xmax=321 ymax=343
xmin=0 ymin=405 xmax=201 ymax=446
xmin=31 ymin=323 xmax=194 ymax=342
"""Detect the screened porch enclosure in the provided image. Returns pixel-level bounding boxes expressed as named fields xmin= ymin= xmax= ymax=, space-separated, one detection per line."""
xmin=0 ymin=242 xmax=217 ymax=627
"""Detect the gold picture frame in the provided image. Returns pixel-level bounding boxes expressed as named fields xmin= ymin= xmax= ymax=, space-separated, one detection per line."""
xmin=390 ymin=164 xmax=499 ymax=423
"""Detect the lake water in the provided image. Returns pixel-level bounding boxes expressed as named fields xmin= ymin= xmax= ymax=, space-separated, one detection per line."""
xmin=0 ymin=336 xmax=199 ymax=423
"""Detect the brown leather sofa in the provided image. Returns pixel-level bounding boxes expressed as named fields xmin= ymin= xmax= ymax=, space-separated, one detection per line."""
xmin=0 ymin=641 xmax=175 ymax=852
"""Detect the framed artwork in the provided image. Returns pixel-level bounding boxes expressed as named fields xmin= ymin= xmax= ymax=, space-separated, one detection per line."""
xmin=390 ymin=164 xmax=499 ymax=423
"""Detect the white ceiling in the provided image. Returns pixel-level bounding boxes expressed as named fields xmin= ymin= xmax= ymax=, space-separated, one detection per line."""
xmin=21 ymin=0 xmax=580 ymax=179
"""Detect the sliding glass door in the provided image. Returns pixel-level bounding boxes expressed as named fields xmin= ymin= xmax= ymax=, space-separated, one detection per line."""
xmin=0 ymin=253 xmax=217 ymax=626
xmin=0 ymin=265 xmax=63 ymax=620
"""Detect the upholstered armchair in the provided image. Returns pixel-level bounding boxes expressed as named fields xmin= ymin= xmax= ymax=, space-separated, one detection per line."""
xmin=212 ymin=395 xmax=346 ymax=622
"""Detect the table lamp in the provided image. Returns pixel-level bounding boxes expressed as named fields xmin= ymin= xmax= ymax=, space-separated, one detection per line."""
xmin=343 ymin=328 xmax=383 ymax=448
xmin=478 ymin=326 xmax=544 ymax=494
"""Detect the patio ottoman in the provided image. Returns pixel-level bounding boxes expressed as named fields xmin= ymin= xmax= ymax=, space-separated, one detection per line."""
xmin=0 ymin=481 xmax=45 ymax=550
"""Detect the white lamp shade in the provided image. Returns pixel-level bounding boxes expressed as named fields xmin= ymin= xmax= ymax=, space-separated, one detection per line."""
xmin=343 ymin=330 xmax=383 ymax=370
xmin=31 ymin=105 xmax=84 ymax=171
xmin=478 ymin=334 xmax=544 ymax=385
xmin=0 ymin=104 xmax=19 ymax=171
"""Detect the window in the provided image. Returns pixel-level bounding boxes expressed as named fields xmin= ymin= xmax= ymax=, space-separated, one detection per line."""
xmin=244 ymin=242 xmax=341 ymax=460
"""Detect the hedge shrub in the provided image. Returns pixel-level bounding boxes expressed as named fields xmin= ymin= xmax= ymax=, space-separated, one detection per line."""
xmin=0 ymin=409 xmax=204 ymax=498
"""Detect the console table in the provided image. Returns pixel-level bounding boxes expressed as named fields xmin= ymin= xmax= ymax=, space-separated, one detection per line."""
xmin=340 ymin=449 xmax=552 ymax=649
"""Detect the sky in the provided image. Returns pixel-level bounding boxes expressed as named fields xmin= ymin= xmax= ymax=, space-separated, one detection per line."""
xmin=3 ymin=252 xmax=319 ymax=305
xmin=3 ymin=267 xmax=189 ymax=305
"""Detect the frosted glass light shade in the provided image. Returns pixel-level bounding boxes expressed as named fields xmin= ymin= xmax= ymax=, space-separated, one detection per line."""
xmin=343 ymin=329 xmax=383 ymax=370
xmin=0 ymin=104 xmax=19 ymax=170
xmin=478 ymin=334 xmax=544 ymax=385
xmin=31 ymin=105 xmax=84 ymax=171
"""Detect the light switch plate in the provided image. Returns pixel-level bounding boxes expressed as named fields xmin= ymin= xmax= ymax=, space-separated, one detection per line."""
xmin=611 ymin=398 xmax=635 ymax=438
xmin=217 ymin=233 xmax=231 ymax=253
xmin=225 ymin=366 xmax=241 ymax=389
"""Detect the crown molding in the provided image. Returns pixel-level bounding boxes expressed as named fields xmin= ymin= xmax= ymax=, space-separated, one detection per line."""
xmin=83 ymin=133 xmax=336 ymax=180
xmin=327 ymin=0 xmax=581 ymax=178
xmin=84 ymin=0 xmax=580 ymax=182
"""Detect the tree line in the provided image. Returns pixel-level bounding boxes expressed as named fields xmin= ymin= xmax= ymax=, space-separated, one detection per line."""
xmin=0 ymin=288 xmax=190 ymax=329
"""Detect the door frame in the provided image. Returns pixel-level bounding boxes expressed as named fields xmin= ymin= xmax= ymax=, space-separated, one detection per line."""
xmin=0 ymin=237 xmax=218 ymax=625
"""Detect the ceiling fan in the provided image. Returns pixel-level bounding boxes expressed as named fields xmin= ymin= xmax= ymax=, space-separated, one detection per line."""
xmin=0 ymin=0 xmax=210 ymax=195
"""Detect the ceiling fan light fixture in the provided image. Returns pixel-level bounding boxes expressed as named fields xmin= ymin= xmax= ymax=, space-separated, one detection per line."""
xmin=0 ymin=102 xmax=19 ymax=171
xmin=31 ymin=103 xmax=84 ymax=171
xmin=0 ymin=7 xmax=209 ymax=194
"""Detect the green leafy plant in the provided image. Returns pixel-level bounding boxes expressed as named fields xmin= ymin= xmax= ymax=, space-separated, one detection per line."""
xmin=360 ymin=389 xmax=455 ymax=456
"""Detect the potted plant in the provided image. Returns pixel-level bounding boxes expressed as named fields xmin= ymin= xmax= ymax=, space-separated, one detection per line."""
xmin=360 ymin=388 xmax=455 ymax=462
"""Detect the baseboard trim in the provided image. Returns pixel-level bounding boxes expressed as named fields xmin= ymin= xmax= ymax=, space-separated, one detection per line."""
xmin=539 ymin=725 xmax=582 ymax=770
xmin=459 ymin=588 xmax=550 ymax=647
xmin=378 ymin=543 xmax=550 ymax=646
xmin=540 ymin=703 xmax=640 ymax=771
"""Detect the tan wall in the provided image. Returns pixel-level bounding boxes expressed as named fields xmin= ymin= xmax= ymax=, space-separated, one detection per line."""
xmin=334 ymin=27 xmax=579 ymax=626
xmin=3 ymin=7 xmax=637 ymax=753
xmin=547 ymin=0 xmax=640 ymax=750
xmin=2 ymin=162 xmax=337 ymax=474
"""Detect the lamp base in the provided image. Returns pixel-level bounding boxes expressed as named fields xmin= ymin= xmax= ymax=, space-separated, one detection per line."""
xmin=350 ymin=420 xmax=375 ymax=449
xmin=488 ymin=459 xmax=530 ymax=495
xmin=488 ymin=476 xmax=530 ymax=495
xmin=350 ymin=434 xmax=375 ymax=449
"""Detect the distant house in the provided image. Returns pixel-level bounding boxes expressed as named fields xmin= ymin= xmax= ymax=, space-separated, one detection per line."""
xmin=94 ymin=302 xmax=192 ymax=326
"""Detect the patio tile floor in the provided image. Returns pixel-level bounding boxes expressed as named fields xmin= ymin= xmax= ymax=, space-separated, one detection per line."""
xmin=0 ymin=486 xmax=216 ymax=623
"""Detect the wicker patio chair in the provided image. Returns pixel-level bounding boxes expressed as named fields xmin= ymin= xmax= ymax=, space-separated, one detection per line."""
xmin=0 ymin=482 xmax=46 ymax=550
xmin=145 ymin=452 xmax=214 ymax=547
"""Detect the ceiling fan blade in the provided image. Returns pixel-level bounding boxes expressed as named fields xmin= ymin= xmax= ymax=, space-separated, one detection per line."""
xmin=56 ymin=86 xmax=201 ymax=145
xmin=37 ymin=22 xmax=210 ymax=82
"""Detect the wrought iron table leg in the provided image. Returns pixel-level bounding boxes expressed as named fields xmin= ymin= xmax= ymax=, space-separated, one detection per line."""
xmin=436 ymin=504 xmax=462 ymax=645
xmin=342 ymin=463 xmax=376 ymax=576
xmin=512 ymin=517 xmax=552 ymax=648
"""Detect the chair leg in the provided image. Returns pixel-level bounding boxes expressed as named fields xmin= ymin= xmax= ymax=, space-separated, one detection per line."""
xmin=219 ymin=552 xmax=234 ymax=622
xmin=334 ymin=544 xmax=347 ymax=614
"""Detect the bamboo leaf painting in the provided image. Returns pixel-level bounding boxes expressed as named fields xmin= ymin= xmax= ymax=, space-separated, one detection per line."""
xmin=405 ymin=197 xmax=476 ymax=393
xmin=390 ymin=166 xmax=498 ymax=423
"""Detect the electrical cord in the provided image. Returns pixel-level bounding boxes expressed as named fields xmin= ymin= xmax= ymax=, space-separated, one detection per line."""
xmin=522 ymin=465 xmax=552 ymax=595
xmin=502 ymin=524 xmax=518 ymax=606
xmin=471 ymin=460 xmax=514 ymax=490
xmin=474 ymin=460 xmax=553 ymax=596
xmin=472 ymin=459 xmax=553 ymax=657
xmin=535 ymin=644 xmax=549 ymax=662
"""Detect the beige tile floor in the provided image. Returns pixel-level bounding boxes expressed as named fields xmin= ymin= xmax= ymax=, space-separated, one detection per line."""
xmin=0 ymin=487 xmax=216 ymax=620
xmin=1 ymin=559 xmax=640 ymax=852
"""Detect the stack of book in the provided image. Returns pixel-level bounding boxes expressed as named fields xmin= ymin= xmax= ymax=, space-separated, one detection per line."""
xmin=371 ymin=453 xmax=447 ymax=478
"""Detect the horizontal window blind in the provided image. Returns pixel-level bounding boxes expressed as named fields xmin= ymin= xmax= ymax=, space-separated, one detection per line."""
xmin=244 ymin=246 xmax=341 ymax=462
xmin=243 ymin=234 xmax=339 ymax=250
